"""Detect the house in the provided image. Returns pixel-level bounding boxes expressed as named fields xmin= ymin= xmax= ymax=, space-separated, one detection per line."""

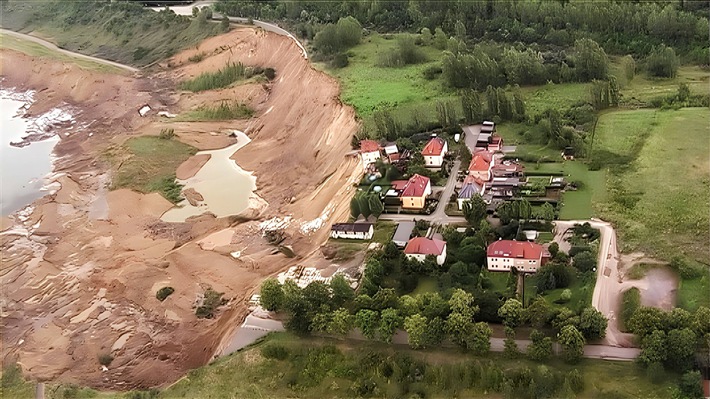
xmin=421 ymin=137 xmax=448 ymax=168
xmin=468 ymin=150 xmax=494 ymax=181
xmin=330 ymin=223 xmax=374 ymax=240
xmin=404 ymin=237 xmax=447 ymax=265
xmin=562 ymin=146 xmax=575 ymax=160
xmin=486 ymin=240 xmax=550 ymax=273
xmin=492 ymin=160 xmax=524 ymax=178
xmin=478 ymin=121 xmax=495 ymax=144
xmin=400 ymin=174 xmax=431 ymax=210
xmin=383 ymin=143 xmax=400 ymax=163
xmin=488 ymin=135 xmax=503 ymax=152
xmin=360 ymin=140 xmax=381 ymax=168
xmin=392 ymin=221 xmax=416 ymax=247
xmin=457 ymin=175 xmax=487 ymax=210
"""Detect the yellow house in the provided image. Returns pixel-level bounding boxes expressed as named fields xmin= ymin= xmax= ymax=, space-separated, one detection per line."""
xmin=400 ymin=174 xmax=431 ymax=209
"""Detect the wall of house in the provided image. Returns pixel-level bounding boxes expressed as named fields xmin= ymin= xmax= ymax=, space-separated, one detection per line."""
xmin=405 ymin=249 xmax=446 ymax=265
xmin=437 ymin=245 xmax=447 ymax=265
xmin=361 ymin=151 xmax=380 ymax=166
xmin=424 ymin=154 xmax=444 ymax=167
xmin=330 ymin=228 xmax=373 ymax=240
xmin=487 ymin=256 xmax=541 ymax=273
xmin=402 ymin=196 xmax=425 ymax=209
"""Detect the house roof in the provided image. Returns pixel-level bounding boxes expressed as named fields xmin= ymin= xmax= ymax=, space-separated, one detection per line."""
xmin=487 ymin=240 xmax=544 ymax=260
xmin=401 ymin=174 xmax=430 ymax=198
xmin=383 ymin=144 xmax=399 ymax=155
xmin=360 ymin=140 xmax=380 ymax=153
xmin=468 ymin=151 xmax=493 ymax=172
xmin=404 ymin=237 xmax=446 ymax=256
xmin=459 ymin=175 xmax=485 ymax=199
xmin=331 ymin=223 xmax=373 ymax=233
xmin=490 ymin=135 xmax=503 ymax=145
xmin=390 ymin=180 xmax=409 ymax=191
xmin=393 ymin=221 xmax=416 ymax=243
xmin=421 ymin=137 xmax=446 ymax=156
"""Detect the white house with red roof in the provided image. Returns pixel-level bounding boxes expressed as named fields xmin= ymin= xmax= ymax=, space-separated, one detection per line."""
xmin=486 ymin=240 xmax=550 ymax=273
xmin=468 ymin=150 xmax=494 ymax=181
xmin=404 ymin=237 xmax=447 ymax=265
xmin=400 ymin=174 xmax=431 ymax=210
xmin=360 ymin=140 xmax=381 ymax=169
xmin=421 ymin=137 xmax=448 ymax=168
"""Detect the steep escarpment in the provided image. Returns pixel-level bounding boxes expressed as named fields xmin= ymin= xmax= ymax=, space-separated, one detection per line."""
xmin=0 ymin=26 xmax=359 ymax=389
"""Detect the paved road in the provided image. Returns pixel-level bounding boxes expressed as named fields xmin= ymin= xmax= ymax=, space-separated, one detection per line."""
xmin=151 ymin=2 xmax=308 ymax=59
xmin=553 ymin=219 xmax=635 ymax=348
xmin=231 ymin=315 xmax=638 ymax=361
xmin=0 ymin=28 xmax=139 ymax=73
xmin=380 ymin=160 xmax=468 ymax=225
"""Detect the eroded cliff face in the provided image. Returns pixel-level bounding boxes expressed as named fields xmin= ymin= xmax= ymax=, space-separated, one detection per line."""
xmin=0 ymin=26 xmax=359 ymax=388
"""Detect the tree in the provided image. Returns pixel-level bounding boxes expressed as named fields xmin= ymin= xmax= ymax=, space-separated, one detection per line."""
xmin=573 ymin=251 xmax=596 ymax=273
xmin=303 ymin=281 xmax=331 ymax=310
xmin=454 ymin=20 xmax=466 ymax=40
xmin=446 ymin=311 xmax=474 ymax=348
xmin=259 ymin=278 xmax=284 ymax=311
xmin=462 ymin=195 xmax=487 ymax=226
xmin=646 ymin=45 xmax=679 ymax=78
xmin=420 ymin=27 xmax=432 ymax=45
xmin=677 ymin=83 xmax=691 ymax=102
xmin=503 ymin=327 xmax=519 ymax=359
xmin=433 ymin=27 xmax=448 ymax=50
xmin=692 ymin=306 xmax=710 ymax=337
xmin=525 ymin=296 xmax=553 ymax=329
xmin=448 ymin=288 xmax=478 ymax=318
xmin=666 ymin=328 xmax=697 ymax=371
xmin=539 ymin=202 xmax=555 ymax=221
xmin=426 ymin=316 xmax=447 ymax=346
xmin=639 ymin=329 xmax=667 ymax=366
xmin=404 ymin=314 xmax=429 ymax=349
xmin=368 ymin=194 xmax=384 ymax=218
xmin=330 ymin=274 xmax=354 ymax=307
xmin=573 ymin=38 xmax=609 ymax=81
xmin=548 ymin=242 xmax=560 ymax=257
xmin=378 ymin=308 xmax=402 ymax=343
xmin=628 ymin=307 xmax=667 ymax=338
xmin=558 ymin=325 xmax=585 ymax=363
xmin=620 ymin=55 xmax=636 ymax=82
xmin=356 ymin=309 xmax=380 ymax=340
xmin=350 ymin=196 xmax=361 ymax=219
xmin=679 ymin=370 xmax=703 ymax=399
xmin=527 ymin=329 xmax=553 ymax=361
xmin=578 ymin=307 xmax=608 ymax=340
xmin=468 ymin=322 xmax=492 ymax=354
xmin=328 ymin=308 xmax=354 ymax=336
xmin=461 ymin=89 xmax=482 ymax=124
xmin=313 ymin=16 xmax=362 ymax=55
xmin=498 ymin=298 xmax=524 ymax=328
xmin=559 ymin=289 xmax=572 ymax=303
xmin=220 ymin=15 xmax=229 ymax=32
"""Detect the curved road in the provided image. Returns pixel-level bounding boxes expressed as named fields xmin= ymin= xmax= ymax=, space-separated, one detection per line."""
xmin=150 ymin=2 xmax=308 ymax=59
xmin=0 ymin=28 xmax=139 ymax=73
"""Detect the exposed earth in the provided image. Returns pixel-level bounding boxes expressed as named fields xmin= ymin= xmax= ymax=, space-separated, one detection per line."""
xmin=0 ymin=26 xmax=360 ymax=389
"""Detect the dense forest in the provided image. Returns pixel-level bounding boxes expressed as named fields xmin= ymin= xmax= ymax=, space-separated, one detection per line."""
xmin=216 ymin=0 xmax=709 ymax=63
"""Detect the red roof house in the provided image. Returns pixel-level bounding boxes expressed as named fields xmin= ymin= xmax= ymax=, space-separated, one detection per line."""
xmin=468 ymin=150 xmax=494 ymax=181
xmin=421 ymin=137 xmax=448 ymax=168
xmin=486 ymin=240 xmax=549 ymax=273
xmin=404 ymin=237 xmax=447 ymax=265
xmin=400 ymin=174 xmax=431 ymax=210
xmin=360 ymin=140 xmax=380 ymax=153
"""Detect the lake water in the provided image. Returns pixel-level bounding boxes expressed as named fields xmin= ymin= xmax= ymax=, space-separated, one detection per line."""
xmin=0 ymin=95 xmax=59 ymax=216
xmin=161 ymin=130 xmax=257 ymax=222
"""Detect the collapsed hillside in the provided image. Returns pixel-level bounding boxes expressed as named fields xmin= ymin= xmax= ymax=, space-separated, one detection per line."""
xmin=0 ymin=26 xmax=359 ymax=388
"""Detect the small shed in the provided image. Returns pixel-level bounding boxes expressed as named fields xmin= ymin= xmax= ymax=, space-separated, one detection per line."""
xmin=392 ymin=221 xmax=416 ymax=248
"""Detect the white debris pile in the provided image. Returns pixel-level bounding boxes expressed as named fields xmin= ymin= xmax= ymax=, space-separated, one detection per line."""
xmin=299 ymin=204 xmax=334 ymax=235
xmin=138 ymin=105 xmax=151 ymax=117
xmin=259 ymin=216 xmax=292 ymax=234
xmin=277 ymin=265 xmax=333 ymax=288
xmin=157 ymin=111 xmax=177 ymax=118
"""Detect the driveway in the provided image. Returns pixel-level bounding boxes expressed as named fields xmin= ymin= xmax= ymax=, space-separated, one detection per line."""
xmin=379 ymin=160 xmax=467 ymax=225
xmin=462 ymin=125 xmax=482 ymax=155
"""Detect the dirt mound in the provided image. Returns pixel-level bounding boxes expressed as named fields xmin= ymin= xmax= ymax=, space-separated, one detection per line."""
xmin=1 ymin=26 xmax=359 ymax=389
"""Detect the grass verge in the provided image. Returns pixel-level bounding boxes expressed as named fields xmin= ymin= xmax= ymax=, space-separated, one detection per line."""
xmin=107 ymin=136 xmax=197 ymax=203
xmin=619 ymin=287 xmax=641 ymax=332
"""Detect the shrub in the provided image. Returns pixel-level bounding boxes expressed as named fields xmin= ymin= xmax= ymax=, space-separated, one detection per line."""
xmin=146 ymin=175 xmax=183 ymax=204
xmin=180 ymin=62 xmax=256 ymax=92
xmin=261 ymin=343 xmax=289 ymax=360
xmin=188 ymin=52 xmax=206 ymax=63
xmin=159 ymin=128 xmax=175 ymax=140
xmin=98 ymin=353 xmax=113 ymax=366
xmin=156 ymin=287 xmax=175 ymax=301
xmin=423 ymin=65 xmax=443 ymax=80
xmin=559 ymin=289 xmax=572 ymax=303
xmin=187 ymin=102 xmax=254 ymax=121
xmin=264 ymin=67 xmax=276 ymax=80
xmin=330 ymin=53 xmax=349 ymax=68
xmin=646 ymin=45 xmax=679 ymax=78
xmin=195 ymin=288 xmax=227 ymax=319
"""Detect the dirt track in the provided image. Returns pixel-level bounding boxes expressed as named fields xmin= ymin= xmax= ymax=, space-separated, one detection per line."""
xmin=1 ymin=27 xmax=359 ymax=389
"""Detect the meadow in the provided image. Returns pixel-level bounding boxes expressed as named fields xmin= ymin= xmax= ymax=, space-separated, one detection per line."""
xmin=106 ymin=136 xmax=197 ymax=203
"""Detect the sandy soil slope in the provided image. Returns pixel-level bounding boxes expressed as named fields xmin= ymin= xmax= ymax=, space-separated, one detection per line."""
xmin=1 ymin=26 xmax=359 ymax=389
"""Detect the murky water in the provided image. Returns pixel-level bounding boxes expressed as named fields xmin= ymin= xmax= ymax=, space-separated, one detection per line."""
xmin=0 ymin=95 xmax=59 ymax=216
xmin=161 ymin=130 xmax=256 ymax=222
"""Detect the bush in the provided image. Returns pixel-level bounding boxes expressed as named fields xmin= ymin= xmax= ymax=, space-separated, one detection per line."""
xmin=646 ymin=45 xmax=679 ymax=78
xmin=261 ymin=343 xmax=289 ymax=360
xmin=620 ymin=288 xmax=640 ymax=332
xmin=559 ymin=289 xmax=572 ymax=303
xmin=98 ymin=353 xmax=113 ymax=366
xmin=146 ymin=175 xmax=184 ymax=204
xmin=188 ymin=52 xmax=206 ymax=63
xmin=669 ymin=256 xmax=706 ymax=280
xmin=330 ymin=53 xmax=349 ymax=68
xmin=156 ymin=287 xmax=174 ymax=301
xmin=195 ymin=288 xmax=227 ymax=319
xmin=264 ymin=67 xmax=276 ymax=80
xmin=159 ymin=128 xmax=175 ymax=139
xmin=423 ymin=65 xmax=443 ymax=80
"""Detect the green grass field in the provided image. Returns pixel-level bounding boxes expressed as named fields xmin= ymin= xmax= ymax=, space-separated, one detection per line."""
xmin=521 ymin=82 xmax=591 ymax=117
xmin=106 ymin=136 xmax=197 ymax=203
xmin=594 ymin=108 xmax=710 ymax=263
xmin=0 ymin=33 xmax=126 ymax=74
xmin=412 ymin=276 xmax=439 ymax=295
xmin=677 ymin=273 xmax=710 ymax=312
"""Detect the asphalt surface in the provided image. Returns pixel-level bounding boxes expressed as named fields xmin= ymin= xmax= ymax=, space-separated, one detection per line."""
xmin=0 ymin=28 xmax=139 ymax=73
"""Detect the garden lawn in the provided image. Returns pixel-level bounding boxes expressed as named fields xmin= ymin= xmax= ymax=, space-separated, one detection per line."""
xmin=594 ymin=108 xmax=710 ymax=263
xmin=371 ymin=221 xmax=396 ymax=244
xmin=107 ymin=136 xmax=197 ymax=203
xmin=412 ymin=276 xmax=439 ymax=295
xmin=677 ymin=273 xmax=710 ymax=312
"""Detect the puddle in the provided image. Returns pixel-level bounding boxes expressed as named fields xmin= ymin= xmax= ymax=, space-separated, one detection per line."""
xmin=161 ymin=130 xmax=256 ymax=222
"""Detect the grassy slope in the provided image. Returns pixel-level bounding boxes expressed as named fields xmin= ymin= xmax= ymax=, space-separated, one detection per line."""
xmin=0 ymin=33 xmax=126 ymax=74
xmin=594 ymin=108 xmax=710 ymax=263
xmin=106 ymin=136 xmax=197 ymax=202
